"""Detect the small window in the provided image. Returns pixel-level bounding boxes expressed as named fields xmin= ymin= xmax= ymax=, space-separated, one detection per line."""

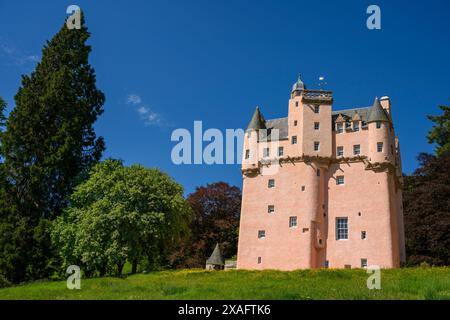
xmin=292 ymin=136 xmax=297 ymax=145
xmin=278 ymin=147 xmax=284 ymax=157
xmin=361 ymin=231 xmax=367 ymax=240
xmin=376 ymin=121 xmax=382 ymax=129
xmin=245 ymin=149 xmax=250 ymax=159
xmin=294 ymin=120 xmax=298 ymax=126
xmin=377 ymin=142 xmax=383 ymax=153
xmin=362 ymin=121 xmax=368 ymax=128
xmin=336 ymin=123 xmax=343 ymax=134
xmin=361 ymin=259 xmax=368 ymax=268
xmin=353 ymin=144 xmax=361 ymax=156
xmin=301 ymin=186 xmax=306 ymax=192
xmin=314 ymin=105 xmax=320 ymax=113
xmin=268 ymin=179 xmax=275 ymax=188
xmin=268 ymin=205 xmax=275 ymax=214
xmin=258 ymin=257 xmax=262 ymax=264
xmin=353 ymin=122 xmax=360 ymax=132
xmin=337 ymin=146 xmax=344 ymax=157
xmin=258 ymin=230 xmax=266 ymax=239
xmin=263 ymin=148 xmax=270 ymax=158
xmin=345 ymin=265 xmax=352 ymax=269
xmin=314 ymin=122 xmax=320 ymax=130
xmin=324 ymin=260 xmax=329 ymax=268
xmin=289 ymin=216 xmax=298 ymax=228
xmin=336 ymin=176 xmax=345 ymax=185
xmin=316 ymin=169 xmax=321 ymax=177
xmin=336 ymin=217 xmax=348 ymax=240
xmin=295 ymin=101 xmax=299 ymax=107
xmin=314 ymin=141 xmax=320 ymax=151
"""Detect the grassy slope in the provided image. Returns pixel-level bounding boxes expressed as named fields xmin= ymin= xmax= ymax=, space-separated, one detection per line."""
xmin=0 ymin=268 xmax=449 ymax=300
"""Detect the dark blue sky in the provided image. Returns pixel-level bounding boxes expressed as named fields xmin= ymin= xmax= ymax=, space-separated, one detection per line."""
xmin=1 ymin=0 xmax=449 ymax=194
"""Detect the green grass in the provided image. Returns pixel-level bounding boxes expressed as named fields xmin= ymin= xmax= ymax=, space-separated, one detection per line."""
xmin=0 ymin=268 xmax=449 ymax=300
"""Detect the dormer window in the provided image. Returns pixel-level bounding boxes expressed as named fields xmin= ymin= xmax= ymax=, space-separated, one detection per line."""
xmin=362 ymin=121 xmax=368 ymax=129
xmin=337 ymin=123 xmax=343 ymax=134
xmin=376 ymin=121 xmax=382 ymax=129
xmin=353 ymin=122 xmax=360 ymax=132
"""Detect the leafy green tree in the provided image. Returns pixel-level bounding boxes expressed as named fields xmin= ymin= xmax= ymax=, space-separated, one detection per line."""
xmin=52 ymin=160 xmax=192 ymax=276
xmin=427 ymin=104 xmax=450 ymax=157
xmin=0 ymin=14 xmax=105 ymax=282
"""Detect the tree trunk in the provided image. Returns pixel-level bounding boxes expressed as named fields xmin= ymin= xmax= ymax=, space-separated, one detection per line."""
xmin=132 ymin=259 xmax=138 ymax=274
xmin=117 ymin=262 xmax=124 ymax=276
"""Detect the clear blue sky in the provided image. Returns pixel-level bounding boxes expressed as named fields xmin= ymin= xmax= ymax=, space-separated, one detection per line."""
xmin=1 ymin=0 xmax=449 ymax=194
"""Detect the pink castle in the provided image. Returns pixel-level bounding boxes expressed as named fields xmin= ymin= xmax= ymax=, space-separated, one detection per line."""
xmin=237 ymin=76 xmax=405 ymax=270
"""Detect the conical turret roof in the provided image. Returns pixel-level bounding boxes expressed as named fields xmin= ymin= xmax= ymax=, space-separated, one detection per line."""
xmin=247 ymin=106 xmax=266 ymax=131
xmin=206 ymin=243 xmax=225 ymax=265
xmin=367 ymin=97 xmax=390 ymax=123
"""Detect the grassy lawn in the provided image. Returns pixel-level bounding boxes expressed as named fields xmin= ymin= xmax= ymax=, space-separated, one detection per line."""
xmin=0 ymin=268 xmax=449 ymax=300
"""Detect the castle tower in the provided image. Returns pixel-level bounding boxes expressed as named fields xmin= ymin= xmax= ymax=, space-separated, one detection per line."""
xmin=237 ymin=76 xmax=405 ymax=270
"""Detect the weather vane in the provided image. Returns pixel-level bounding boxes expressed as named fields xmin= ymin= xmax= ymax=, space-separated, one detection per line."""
xmin=318 ymin=76 xmax=327 ymax=90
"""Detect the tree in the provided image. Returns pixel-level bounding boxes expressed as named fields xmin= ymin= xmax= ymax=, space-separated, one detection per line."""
xmin=52 ymin=160 xmax=192 ymax=276
xmin=171 ymin=182 xmax=241 ymax=268
xmin=0 ymin=14 xmax=105 ymax=282
xmin=403 ymin=153 xmax=450 ymax=265
xmin=427 ymin=104 xmax=450 ymax=157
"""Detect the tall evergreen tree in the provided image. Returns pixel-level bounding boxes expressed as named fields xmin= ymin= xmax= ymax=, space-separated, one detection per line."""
xmin=0 ymin=14 xmax=105 ymax=282
xmin=427 ymin=104 xmax=450 ymax=157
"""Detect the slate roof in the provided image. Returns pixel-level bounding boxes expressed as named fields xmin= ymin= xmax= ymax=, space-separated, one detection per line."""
xmin=206 ymin=243 xmax=225 ymax=266
xmin=247 ymin=107 xmax=266 ymax=131
xmin=366 ymin=98 xmax=391 ymax=123
xmin=259 ymin=117 xmax=289 ymax=141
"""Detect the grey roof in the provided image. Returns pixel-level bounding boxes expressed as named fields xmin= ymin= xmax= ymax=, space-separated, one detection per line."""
xmin=259 ymin=117 xmax=289 ymax=141
xmin=247 ymin=107 xmax=266 ymax=131
xmin=206 ymin=243 xmax=225 ymax=266
xmin=367 ymin=98 xmax=390 ymax=123
xmin=332 ymin=106 xmax=371 ymax=124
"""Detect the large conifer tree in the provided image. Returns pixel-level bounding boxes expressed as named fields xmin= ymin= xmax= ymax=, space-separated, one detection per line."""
xmin=0 ymin=14 xmax=105 ymax=282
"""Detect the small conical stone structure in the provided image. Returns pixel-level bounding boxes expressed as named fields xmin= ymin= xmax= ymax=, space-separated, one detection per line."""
xmin=205 ymin=243 xmax=225 ymax=270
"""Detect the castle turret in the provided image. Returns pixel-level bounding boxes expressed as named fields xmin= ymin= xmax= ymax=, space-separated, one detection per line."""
xmin=367 ymin=97 xmax=392 ymax=163
xmin=242 ymin=106 xmax=266 ymax=171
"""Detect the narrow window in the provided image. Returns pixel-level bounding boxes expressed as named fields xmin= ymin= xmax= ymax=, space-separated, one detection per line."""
xmin=361 ymin=231 xmax=367 ymax=240
xmin=245 ymin=149 xmax=250 ymax=159
xmin=337 ymin=123 xmax=343 ymax=134
xmin=314 ymin=105 xmax=320 ymax=113
xmin=268 ymin=205 xmax=275 ymax=214
xmin=336 ymin=217 xmax=348 ymax=240
xmin=314 ymin=141 xmax=320 ymax=151
xmin=292 ymin=136 xmax=297 ymax=145
xmin=289 ymin=216 xmax=298 ymax=228
xmin=278 ymin=147 xmax=284 ymax=157
xmin=295 ymin=101 xmax=299 ymax=107
xmin=301 ymin=186 xmax=306 ymax=192
xmin=353 ymin=144 xmax=361 ymax=156
xmin=376 ymin=121 xmax=382 ymax=129
xmin=263 ymin=148 xmax=270 ymax=158
xmin=258 ymin=230 xmax=266 ymax=239
xmin=258 ymin=257 xmax=262 ymax=264
xmin=316 ymin=169 xmax=321 ymax=177
xmin=361 ymin=259 xmax=368 ymax=268
xmin=353 ymin=122 xmax=360 ymax=132
xmin=268 ymin=179 xmax=275 ymax=188
xmin=314 ymin=122 xmax=320 ymax=130
xmin=294 ymin=120 xmax=298 ymax=126
xmin=337 ymin=146 xmax=344 ymax=157
xmin=336 ymin=176 xmax=345 ymax=185
xmin=362 ymin=121 xmax=367 ymax=128
xmin=324 ymin=261 xmax=329 ymax=268
xmin=377 ymin=142 xmax=383 ymax=153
